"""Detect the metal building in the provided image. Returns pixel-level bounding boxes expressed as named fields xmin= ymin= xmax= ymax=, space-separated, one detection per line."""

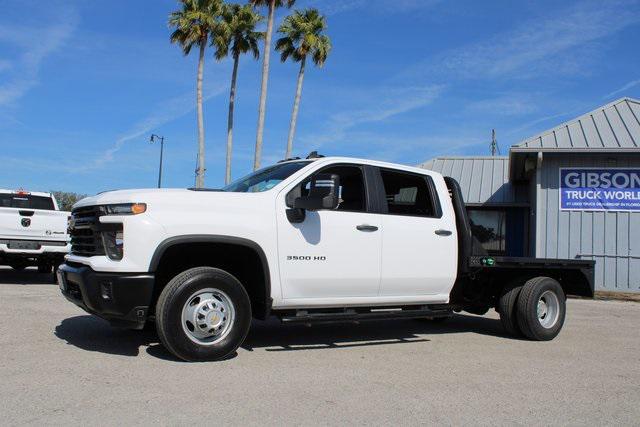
xmin=421 ymin=97 xmax=640 ymax=293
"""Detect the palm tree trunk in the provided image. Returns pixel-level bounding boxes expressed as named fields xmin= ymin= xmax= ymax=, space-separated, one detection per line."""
xmin=195 ymin=41 xmax=206 ymax=188
xmin=285 ymin=56 xmax=306 ymax=160
xmin=225 ymin=53 xmax=240 ymax=185
xmin=253 ymin=0 xmax=275 ymax=171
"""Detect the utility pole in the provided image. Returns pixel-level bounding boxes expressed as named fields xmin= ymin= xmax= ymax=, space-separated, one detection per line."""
xmin=490 ymin=129 xmax=499 ymax=156
xmin=150 ymin=134 xmax=165 ymax=188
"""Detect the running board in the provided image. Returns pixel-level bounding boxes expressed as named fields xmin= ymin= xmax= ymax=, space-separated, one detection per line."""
xmin=278 ymin=306 xmax=452 ymax=324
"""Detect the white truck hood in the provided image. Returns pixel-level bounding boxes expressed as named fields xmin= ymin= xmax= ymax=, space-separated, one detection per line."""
xmin=73 ymin=188 xmax=270 ymax=213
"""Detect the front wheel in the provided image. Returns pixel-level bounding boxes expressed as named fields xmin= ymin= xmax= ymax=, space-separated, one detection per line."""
xmin=516 ymin=277 xmax=566 ymax=341
xmin=38 ymin=262 xmax=52 ymax=274
xmin=155 ymin=267 xmax=252 ymax=362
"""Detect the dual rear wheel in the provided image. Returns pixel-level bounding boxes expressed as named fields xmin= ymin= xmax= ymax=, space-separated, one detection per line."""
xmin=498 ymin=276 xmax=566 ymax=341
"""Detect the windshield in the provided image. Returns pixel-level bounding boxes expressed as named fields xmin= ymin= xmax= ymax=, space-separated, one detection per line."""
xmin=222 ymin=161 xmax=311 ymax=193
xmin=0 ymin=194 xmax=55 ymax=210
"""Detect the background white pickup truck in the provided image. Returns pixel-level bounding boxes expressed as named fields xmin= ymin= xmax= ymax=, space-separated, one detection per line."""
xmin=0 ymin=189 xmax=70 ymax=273
xmin=58 ymin=155 xmax=594 ymax=362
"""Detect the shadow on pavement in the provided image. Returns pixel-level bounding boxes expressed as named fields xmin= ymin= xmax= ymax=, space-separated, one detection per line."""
xmin=55 ymin=315 xmax=163 ymax=358
xmin=54 ymin=315 xmax=230 ymax=362
xmin=0 ymin=267 xmax=55 ymax=285
xmin=242 ymin=313 xmax=508 ymax=352
xmin=54 ymin=312 xmax=509 ymax=360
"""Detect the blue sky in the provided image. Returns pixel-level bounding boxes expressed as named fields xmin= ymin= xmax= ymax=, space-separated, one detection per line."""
xmin=1 ymin=0 xmax=639 ymax=195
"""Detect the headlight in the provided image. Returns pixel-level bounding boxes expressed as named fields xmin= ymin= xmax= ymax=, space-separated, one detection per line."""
xmin=99 ymin=203 xmax=146 ymax=215
xmin=101 ymin=226 xmax=124 ymax=260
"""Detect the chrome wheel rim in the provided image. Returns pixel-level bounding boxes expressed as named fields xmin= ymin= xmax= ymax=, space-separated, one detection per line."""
xmin=181 ymin=288 xmax=235 ymax=345
xmin=536 ymin=290 xmax=560 ymax=329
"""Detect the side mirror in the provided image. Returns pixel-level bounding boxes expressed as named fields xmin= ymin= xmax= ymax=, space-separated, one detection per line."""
xmin=286 ymin=173 xmax=340 ymax=223
xmin=294 ymin=173 xmax=340 ymax=211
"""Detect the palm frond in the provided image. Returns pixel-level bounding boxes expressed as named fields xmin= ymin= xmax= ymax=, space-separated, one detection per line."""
xmin=275 ymin=8 xmax=330 ymax=66
xmin=168 ymin=0 xmax=223 ymax=56
xmin=214 ymin=3 xmax=263 ymax=61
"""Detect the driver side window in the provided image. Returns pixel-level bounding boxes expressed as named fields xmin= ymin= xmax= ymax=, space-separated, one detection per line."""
xmin=287 ymin=165 xmax=367 ymax=212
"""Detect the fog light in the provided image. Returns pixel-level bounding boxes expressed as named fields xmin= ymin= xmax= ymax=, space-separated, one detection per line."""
xmin=101 ymin=226 xmax=124 ymax=260
xmin=100 ymin=281 xmax=113 ymax=300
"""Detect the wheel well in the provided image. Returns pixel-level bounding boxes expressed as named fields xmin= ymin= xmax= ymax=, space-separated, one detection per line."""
xmin=151 ymin=241 xmax=271 ymax=319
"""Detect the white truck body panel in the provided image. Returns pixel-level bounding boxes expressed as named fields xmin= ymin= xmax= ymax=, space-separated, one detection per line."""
xmin=0 ymin=190 xmax=70 ymax=256
xmin=67 ymin=157 xmax=459 ymax=307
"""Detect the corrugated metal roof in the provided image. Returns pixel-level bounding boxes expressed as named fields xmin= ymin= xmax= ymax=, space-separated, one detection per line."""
xmin=512 ymin=97 xmax=640 ymax=152
xmin=418 ymin=156 xmax=525 ymax=205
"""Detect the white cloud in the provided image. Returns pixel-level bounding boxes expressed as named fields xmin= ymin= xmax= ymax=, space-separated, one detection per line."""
xmin=299 ymin=84 xmax=445 ymax=149
xmin=465 ymin=96 xmax=538 ymax=116
xmin=0 ymin=59 xmax=11 ymax=72
xmin=86 ymin=83 xmax=227 ymax=170
xmin=0 ymin=9 xmax=78 ymax=106
xmin=404 ymin=0 xmax=640 ymax=82
xmin=298 ymin=0 xmax=442 ymax=16
xmin=604 ymin=78 xmax=640 ymax=99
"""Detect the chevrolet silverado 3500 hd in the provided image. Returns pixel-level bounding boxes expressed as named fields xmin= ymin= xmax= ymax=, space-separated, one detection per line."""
xmin=1 ymin=189 xmax=70 ymax=273
xmin=58 ymin=155 xmax=594 ymax=361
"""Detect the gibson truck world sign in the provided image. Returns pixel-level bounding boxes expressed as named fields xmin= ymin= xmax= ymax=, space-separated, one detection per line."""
xmin=560 ymin=168 xmax=640 ymax=211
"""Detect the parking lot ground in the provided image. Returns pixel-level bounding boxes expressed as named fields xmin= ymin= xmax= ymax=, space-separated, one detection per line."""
xmin=1 ymin=267 xmax=639 ymax=425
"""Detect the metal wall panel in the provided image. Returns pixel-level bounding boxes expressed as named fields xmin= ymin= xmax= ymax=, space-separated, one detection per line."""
xmin=419 ymin=156 xmax=525 ymax=205
xmin=536 ymin=154 xmax=640 ymax=292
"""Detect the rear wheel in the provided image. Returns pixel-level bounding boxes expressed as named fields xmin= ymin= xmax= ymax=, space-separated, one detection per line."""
xmin=9 ymin=261 xmax=27 ymax=271
xmin=517 ymin=277 xmax=566 ymax=341
xmin=498 ymin=283 xmax=523 ymax=337
xmin=155 ymin=267 xmax=252 ymax=362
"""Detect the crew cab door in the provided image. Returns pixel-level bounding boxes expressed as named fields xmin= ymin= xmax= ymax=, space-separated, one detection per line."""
xmin=375 ymin=168 xmax=458 ymax=299
xmin=276 ymin=164 xmax=382 ymax=301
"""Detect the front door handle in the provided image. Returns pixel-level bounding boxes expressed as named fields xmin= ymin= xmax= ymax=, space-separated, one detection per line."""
xmin=356 ymin=224 xmax=379 ymax=232
xmin=435 ymin=229 xmax=452 ymax=236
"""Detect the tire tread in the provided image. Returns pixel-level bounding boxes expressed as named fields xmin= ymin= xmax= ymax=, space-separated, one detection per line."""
xmin=155 ymin=267 xmax=250 ymax=361
xmin=517 ymin=276 xmax=565 ymax=341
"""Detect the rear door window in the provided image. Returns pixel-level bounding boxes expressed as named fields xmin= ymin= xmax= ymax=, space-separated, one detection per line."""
xmin=0 ymin=194 xmax=55 ymax=210
xmin=379 ymin=169 xmax=441 ymax=217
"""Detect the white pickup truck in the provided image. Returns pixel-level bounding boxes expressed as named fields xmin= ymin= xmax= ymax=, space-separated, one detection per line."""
xmin=58 ymin=154 xmax=594 ymax=361
xmin=0 ymin=190 xmax=70 ymax=273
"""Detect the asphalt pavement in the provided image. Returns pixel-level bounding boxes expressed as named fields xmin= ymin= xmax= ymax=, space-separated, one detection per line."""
xmin=1 ymin=267 xmax=639 ymax=425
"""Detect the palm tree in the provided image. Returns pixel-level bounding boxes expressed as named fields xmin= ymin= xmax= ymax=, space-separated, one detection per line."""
xmin=213 ymin=4 xmax=263 ymax=184
xmin=169 ymin=0 xmax=222 ymax=188
xmin=249 ymin=0 xmax=296 ymax=170
xmin=276 ymin=9 xmax=331 ymax=159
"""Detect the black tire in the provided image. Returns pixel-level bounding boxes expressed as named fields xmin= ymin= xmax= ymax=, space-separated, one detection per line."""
xmin=38 ymin=263 xmax=52 ymax=274
xmin=516 ymin=276 xmax=566 ymax=341
xmin=498 ymin=283 xmax=523 ymax=337
xmin=155 ymin=267 xmax=252 ymax=362
xmin=418 ymin=315 xmax=451 ymax=323
xmin=9 ymin=262 xmax=27 ymax=271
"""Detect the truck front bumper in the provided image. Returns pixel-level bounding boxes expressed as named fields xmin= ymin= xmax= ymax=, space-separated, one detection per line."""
xmin=57 ymin=262 xmax=155 ymax=329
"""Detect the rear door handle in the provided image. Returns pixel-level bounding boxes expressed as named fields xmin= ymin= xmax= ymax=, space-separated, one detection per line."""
xmin=356 ymin=224 xmax=378 ymax=232
xmin=435 ymin=229 xmax=452 ymax=236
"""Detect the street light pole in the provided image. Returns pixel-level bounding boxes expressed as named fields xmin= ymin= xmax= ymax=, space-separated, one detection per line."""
xmin=150 ymin=134 xmax=165 ymax=188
